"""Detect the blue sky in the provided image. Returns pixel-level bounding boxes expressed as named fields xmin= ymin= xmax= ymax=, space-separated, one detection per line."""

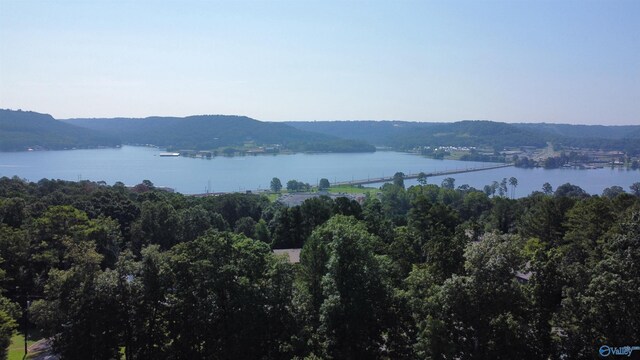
xmin=0 ymin=0 xmax=638 ymax=124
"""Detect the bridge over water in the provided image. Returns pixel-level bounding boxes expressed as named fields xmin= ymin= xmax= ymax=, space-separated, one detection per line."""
xmin=331 ymin=163 xmax=514 ymax=187
xmin=191 ymin=163 xmax=515 ymax=197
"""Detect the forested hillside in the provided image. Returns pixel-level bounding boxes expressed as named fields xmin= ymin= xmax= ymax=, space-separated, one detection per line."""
xmin=0 ymin=109 xmax=120 ymax=151
xmin=1 ymin=176 xmax=638 ymax=359
xmin=515 ymin=123 xmax=640 ymax=154
xmin=65 ymin=116 xmax=375 ymax=152
xmin=385 ymin=120 xmax=548 ymax=149
xmin=514 ymin=123 xmax=640 ymax=139
xmin=6 ymin=108 xmax=637 ymax=154
xmin=286 ymin=120 xmax=640 ymax=153
xmin=285 ymin=120 xmax=432 ymax=145
xmin=287 ymin=120 xmax=548 ymax=149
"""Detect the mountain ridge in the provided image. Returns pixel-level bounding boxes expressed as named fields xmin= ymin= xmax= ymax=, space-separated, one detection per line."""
xmin=284 ymin=120 xmax=640 ymax=153
xmin=63 ymin=115 xmax=375 ymax=152
xmin=0 ymin=109 xmax=120 ymax=151
xmin=3 ymin=108 xmax=639 ymax=154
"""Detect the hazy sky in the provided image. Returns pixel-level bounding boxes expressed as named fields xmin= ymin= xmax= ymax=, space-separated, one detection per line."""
xmin=0 ymin=0 xmax=638 ymax=124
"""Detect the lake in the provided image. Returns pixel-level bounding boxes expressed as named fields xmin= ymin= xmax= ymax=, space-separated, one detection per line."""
xmin=0 ymin=146 xmax=637 ymax=197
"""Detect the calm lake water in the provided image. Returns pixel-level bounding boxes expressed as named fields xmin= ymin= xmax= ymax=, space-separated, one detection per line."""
xmin=0 ymin=146 xmax=637 ymax=197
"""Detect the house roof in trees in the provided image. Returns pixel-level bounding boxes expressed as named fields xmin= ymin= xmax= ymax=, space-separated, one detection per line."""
xmin=273 ymin=249 xmax=301 ymax=263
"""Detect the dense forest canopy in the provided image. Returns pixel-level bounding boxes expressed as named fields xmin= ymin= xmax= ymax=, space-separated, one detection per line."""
xmin=1 ymin=176 xmax=638 ymax=359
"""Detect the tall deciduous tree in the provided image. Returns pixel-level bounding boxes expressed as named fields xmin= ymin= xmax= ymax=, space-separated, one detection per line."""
xmin=557 ymin=208 xmax=640 ymax=358
xmin=234 ymin=216 xmax=257 ymax=238
xmin=30 ymin=241 xmax=122 ymax=360
xmin=0 ymin=197 xmax=27 ymax=228
xmin=299 ymin=216 xmax=396 ymax=359
xmin=518 ymin=196 xmax=566 ymax=246
xmin=125 ymin=246 xmax=171 ymax=360
xmin=380 ymin=183 xmax=410 ymax=225
xmin=407 ymin=195 xmax=464 ymax=281
xmin=178 ymin=205 xmax=212 ymax=242
xmin=417 ymin=172 xmax=428 ymax=185
xmin=499 ymin=177 xmax=508 ymax=197
xmin=270 ymin=177 xmax=282 ymax=193
xmin=166 ymin=231 xmax=295 ymax=359
xmin=441 ymin=177 xmax=455 ymax=190
xmin=0 ymin=264 xmax=19 ymax=360
xmin=318 ymin=178 xmax=330 ymax=191
xmin=602 ymin=185 xmax=625 ymax=199
xmin=405 ymin=233 xmax=534 ymax=359
xmin=393 ymin=172 xmax=405 ymax=189
xmin=509 ymin=177 xmax=518 ymax=198
xmin=132 ymin=200 xmax=181 ymax=251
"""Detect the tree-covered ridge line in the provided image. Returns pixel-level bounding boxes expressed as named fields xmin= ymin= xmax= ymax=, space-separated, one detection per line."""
xmin=0 ymin=109 xmax=120 ymax=151
xmin=63 ymin=115 xmax=375 ymax=153
xmin=514 ymin=122 xmax=640 ymax=139
xmin=285 ymin=120 xmax=640 ymax=153
xmin=0 ymin=109 xmax=374 ymax=153
xmin=1 ymin=176 xmax=639 ymax=359
xmin=5 ymin=107 xmax=639 ymax=154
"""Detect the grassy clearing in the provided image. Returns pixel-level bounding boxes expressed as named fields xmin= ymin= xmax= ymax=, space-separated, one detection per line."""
xmin=446 ymin=151 xmax=466 ymax=160
xmin=327 ymin=185 xmax=379 ymax=196
xmin=264 ymin=185 xmax=379 ymax=203
xmin=7 ymin=333 xmax=38 ymax=360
